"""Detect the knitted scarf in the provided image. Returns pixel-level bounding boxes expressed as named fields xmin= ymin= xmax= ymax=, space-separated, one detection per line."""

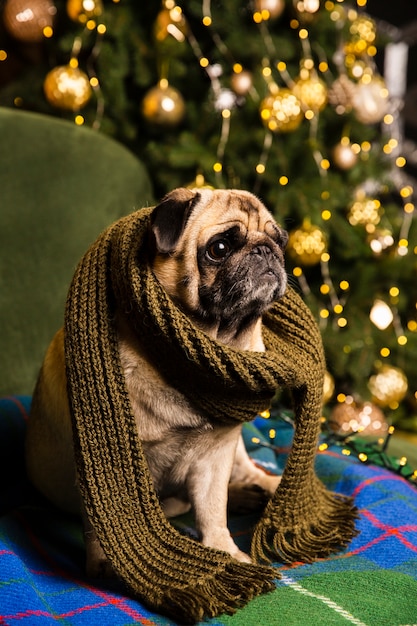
xmin=64 ymin=207 xmax=358 ymax=624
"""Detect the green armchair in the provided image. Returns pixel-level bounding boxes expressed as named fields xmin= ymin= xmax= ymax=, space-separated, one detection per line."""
xmin=0 ymin=107 xmax=153 ymax=396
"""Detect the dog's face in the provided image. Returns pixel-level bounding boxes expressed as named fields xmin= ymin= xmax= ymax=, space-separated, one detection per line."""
xmin=150 ymin=188 xmax=288 ymax=338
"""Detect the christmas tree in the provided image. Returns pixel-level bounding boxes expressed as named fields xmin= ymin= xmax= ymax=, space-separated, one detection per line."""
xmin=1 ymin=0 xmax=416 ymax=432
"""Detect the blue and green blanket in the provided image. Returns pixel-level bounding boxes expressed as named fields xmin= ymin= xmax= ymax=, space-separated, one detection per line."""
xmin=1 ymin=396 xmax=417 ymax=625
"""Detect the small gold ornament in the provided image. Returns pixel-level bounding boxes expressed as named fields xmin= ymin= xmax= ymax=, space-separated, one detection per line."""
xmin=260 ymin=88 xmax=303 ymax=133
xmin=351 ymin=77 xmax=389 ymax=124
xmin=287 ymin=219 xmax=327 ymax=266
xmin=328 ymin=74 xmax=356 ymax=114
xmin=66 ymin=0 xmax=103 ymax=23
xmin=3 ymin=0 xmax=56 ymax=42
xmin=231 ymin=70 xmax=253 ymax=96
xmin=368 ymin=365 xmax=408 ymax=407
xmin=142 ymin=80 xmax=185 ymax=126
xmin=332 ymin=140 xmax=358 ymax=170
xmin=323 ymin=371 xmax=335 ymax=404
xmin=293 ymin=74 xmax=327 ymax=112
xmin=345 ymin=15 xmax=377 ymax=56
xmin=254 ymin=0 xmax=285 ymax=20
xmin=348 ymin=193 xmax=381 ymax=227
xmin=44 ymin=64 xmax=92 ymax=110
xmin=368 ymin=228 xmax=394 ymax=255
xmin=329 ymin=400 xmax=388 ymax=436
xmin=154 ymin=4 xmax=187 ymax=42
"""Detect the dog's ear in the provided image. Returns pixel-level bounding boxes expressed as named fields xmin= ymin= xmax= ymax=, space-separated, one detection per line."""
xmin=150 ymin=188 xmax=200 ymax=254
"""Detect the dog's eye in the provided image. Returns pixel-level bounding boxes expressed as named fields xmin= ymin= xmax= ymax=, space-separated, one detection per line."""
xmin=206 ymin=239 xmax=231 ymax=261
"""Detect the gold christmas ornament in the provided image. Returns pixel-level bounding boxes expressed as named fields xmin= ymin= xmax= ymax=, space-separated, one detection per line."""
xmin=332 ymin=140 xmax=358 ymax=170
xmin=154 ymin=5 xmax=187 ymax=42
xmin=368 ymin=365 xmax=408 ymax=407
xmin=3 ymin=0 xmax=56 ymax=42
xmin=328 ymin=74 xmax=356 ymax=114
xmin=254 ymin=0 xmax=285 ymax=20
xmin=351 ymin=77 xmax=389 ymax=125
xmin=231 ymin=70 xmax=253 ymax=96
xmin=293 ymin=74 xmax=327 ymax=112
xmin=142 ymin=80 xmax=185 ymax=126
xmin=323 ymin=371 xmax=335 ymax=404
xmin=329 ymin=401 xmax=388 ymax=436
xmin=44 ymin=64 xmax=92 ymax=110
xmin=287 ymin=219 xmax=327 ymax=265
xmin=348 ymin=194 xmax=381 ymax=227
xmin=345 ymin=15 xmax=377 ymax=56
xmin=66 ymin=0 xmax=103 ymax=24
xmin=368 ymin=229 xmax=394 ymax=255
xmin=260 ymin=88 xmax=303 ymax=133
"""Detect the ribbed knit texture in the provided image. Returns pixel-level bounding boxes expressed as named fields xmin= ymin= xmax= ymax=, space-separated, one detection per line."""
xmin=64 ymin=207 xmax=358 ymax=623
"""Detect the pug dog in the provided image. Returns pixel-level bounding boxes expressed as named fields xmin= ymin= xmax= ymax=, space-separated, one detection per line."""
xmin=25 ymin=188 xmax=288 ymax=573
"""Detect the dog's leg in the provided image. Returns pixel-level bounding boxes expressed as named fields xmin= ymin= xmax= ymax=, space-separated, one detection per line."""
xmin=228 ymin=434 xmax=281 ymax=514
xmin=186 ymin=426 xmax=252 ymax=563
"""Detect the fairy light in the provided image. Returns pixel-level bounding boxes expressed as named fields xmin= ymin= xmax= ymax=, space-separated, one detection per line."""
xmin=370 ymin=300 xmax=393 ymax=330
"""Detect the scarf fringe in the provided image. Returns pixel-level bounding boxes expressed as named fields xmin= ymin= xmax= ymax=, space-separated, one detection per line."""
xmin=153 ymin=561 xmax=277 ymax=624
xmin=251 ymin=491 xmax=359 ymax=565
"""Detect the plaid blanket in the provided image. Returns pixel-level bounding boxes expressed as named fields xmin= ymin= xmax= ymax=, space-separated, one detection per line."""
xmin=1 ymin=396 xmax=417 ymax=625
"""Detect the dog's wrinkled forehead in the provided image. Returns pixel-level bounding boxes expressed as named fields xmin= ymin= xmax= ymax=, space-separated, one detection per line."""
xmin=189 ymin=188 xmax=279 ymax=239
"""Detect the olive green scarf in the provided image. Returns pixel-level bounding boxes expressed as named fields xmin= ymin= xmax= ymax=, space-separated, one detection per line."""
xmin=64 ymin=207 xmax=357 ymax=624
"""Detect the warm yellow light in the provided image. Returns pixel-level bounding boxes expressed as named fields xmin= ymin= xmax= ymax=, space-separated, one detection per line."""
xmin=279 ymin=175 xmax=289 ymax=185
xmin=370 ymin=300 xmax=393 ymax=330
xmin=380 ymin=347 xmax=390 ymax=357
xmin=321 ymin=252 xmax=330 ymax=263
xmin=0 ymin=50 xmax=7 ymax=61
xmin=213 ymin=162 xmax=222 ymax=172
xmin=320 ymin=284 xmax=330 ymax=294
xmin=293 ymin=266 xmax=303 ymax=277
xmin=320 ymin=159 xmax=330 ymax=170
xmin=200 ymin=57 xmax=209 ymax=68
xmin=322 ymin=209 xmax=332 ymax=220
xmin=222 ymin=109 xmax=231 ymax=119
xmin=404 ymin=203 xmax=414 ymax=213
xmin=337 ymin=393 xmax=347 ymax=403
xmin=43 ymin=26 xmax=53 ymax=38
xmin=277 ymin=61 xmax=287 ymax=72
xmin=90 ymin=76 xmax=99 ymax=88
xmin=337 ymin=317 xmax=348 ymax=328
xmin=97 ymin=23 xmax=106 ymax=34
xmin=398 ymin=335 xmax=408 ymax=346
xmin=74 ymin=115 xmax=84 ymax=125
xmin=389 ymin=287 xmax=400 ymax=298
xmin=299 ymin=28 xmax=309 ymax=39
xmin=233 ymin=63 xmax=242 ymax=73
xmin=202 ymin=16 xmax=212 ymax=26
xmin=321 ymin=190 xmax=330 ymax=200
xmin=256 ymin=163 xmax=266 ymax=174
xmin=320 ymin=309 xmax=330 ymax=319
xmin=340 ymin=280 xmax=349 ymax=291
xmin=334 ymin=304 xmax=343 ymax=314
xmin=396 ymin=156 xmax=406 ymax=167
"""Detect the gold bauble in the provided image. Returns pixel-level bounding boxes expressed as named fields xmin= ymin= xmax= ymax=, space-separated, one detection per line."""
xmin=293 ymin=75 xmax=327 ymax=112
xmin=345 ymin=15 xmax=377 ymax=56
xmin=260 ymin=89 xmax=303 ymax=133
xmin=154 ymin=6 xmax=187 ymax=42
xmin=323 ymin=371 xmax=335 ymax=404
xmin=348 ymin=195 xmax=381 ymax=227
xmin=142 ymin=81 xmax=185 ymax=126
xmin=351 ymin=77 xmax=389 ymax=124
xmin=332 ymin=141 xmax=358 ymax=170
xmin=254 ymin=0 xmax=285 ymax=19
xmin=287 ymin=219 xmax=327 ymax=265
xmin=44 ymin=65 xmax=92 ymax=111
xmin=3 ymin=0 xmax=56 ymax=42
xmin=368 ymin=366 xmax=408 ymax=407
xmin=329 ymin=401 xmax=388 ymax=436
xmin=328 ymin=74 xmax=356 ymax=114
xmin=231 ymin=70 xmax=253 ymax=96
xmin=67 ymin=0 xmax=103 ymax=23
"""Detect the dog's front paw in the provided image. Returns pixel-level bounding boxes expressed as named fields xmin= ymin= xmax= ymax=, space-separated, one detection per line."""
xmin=228 ymin=482 xmax=270 ymax=514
